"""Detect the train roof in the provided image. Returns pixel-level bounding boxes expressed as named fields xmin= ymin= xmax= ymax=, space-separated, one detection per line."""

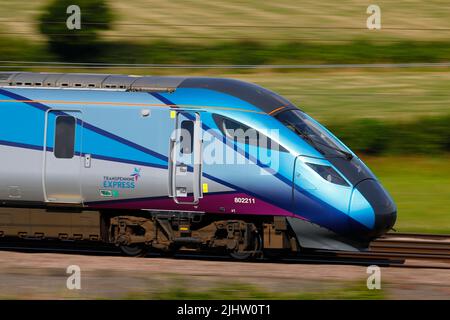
xmin=0 ymin=72 xmax=294 ymax=114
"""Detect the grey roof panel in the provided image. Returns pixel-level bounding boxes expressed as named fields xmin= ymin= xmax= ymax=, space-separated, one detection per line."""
xmin=0 ymin=72 xmax=294 ymax=114
xmin=10 ymin=73 xmax=58 ymax=86
xmin=130 ymin=76 xmax=186 ymax=91
xmin=102 ymin=75 xmax=140 ymax=89
xmin=55 ymin=73 xmax=110 ymax=88
xmin=0 ymin=72 xmax=21 ymax=85
xmin=42 ymin=73 xmax=65 ymax=87
xmin=0 ymin=72 xmax=187 ymax=92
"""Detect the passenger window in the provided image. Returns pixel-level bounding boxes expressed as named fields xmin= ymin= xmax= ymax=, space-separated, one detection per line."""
xmin=180 ymin=120 xmax=194 ymax=154
xmin=54 ymin=115 xmax=76 ymax=159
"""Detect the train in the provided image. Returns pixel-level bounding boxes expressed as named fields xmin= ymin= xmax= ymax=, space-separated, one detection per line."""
xmin=0 ymin=72 xmax=397 ymax=258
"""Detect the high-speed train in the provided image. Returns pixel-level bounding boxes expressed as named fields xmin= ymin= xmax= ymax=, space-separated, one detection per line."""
xmin=0 ymin=72 xmax=396 ymax=258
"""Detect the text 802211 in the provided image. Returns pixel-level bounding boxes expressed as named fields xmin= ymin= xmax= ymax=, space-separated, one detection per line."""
xmin=234 ymin=197 xmax=256 ymax=204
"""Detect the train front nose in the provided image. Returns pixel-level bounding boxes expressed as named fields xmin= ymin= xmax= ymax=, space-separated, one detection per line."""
xmin=351 ymin=179 xmax=397 ymax=239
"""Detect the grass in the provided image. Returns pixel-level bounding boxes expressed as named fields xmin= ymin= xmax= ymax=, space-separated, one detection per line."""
xmin=2 ymin=1 xmax=450 ymax=65
xmin=328 ymin=116 xmax=450 ymax=155
xmin=363 ymin=155 xmax=450 ymax=234
xmin=1 ymin=0 xmax=450 ymax=43
xmin=124 ymin=281 xmax=386 ymax=300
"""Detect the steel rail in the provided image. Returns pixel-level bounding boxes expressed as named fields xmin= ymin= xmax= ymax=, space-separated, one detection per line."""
xmin=384 ymin=232 xmax=450 ymax=240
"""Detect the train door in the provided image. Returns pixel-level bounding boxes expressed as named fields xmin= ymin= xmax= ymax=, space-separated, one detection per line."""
xmin=168 ymin=111 xmax=203 ymax=205
xmin=43 ymin=110 xmax=83 ymax=204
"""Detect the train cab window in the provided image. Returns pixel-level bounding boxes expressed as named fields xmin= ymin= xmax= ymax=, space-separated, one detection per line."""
xmin=180 ymin=120 xmax=194 ymax=154
xmin=54 ymin=115 xmax=76 ymax=159
xmin=221 ymin=117 xmax=258 ymax=146
xmin=213 ymin=114 xmax=285 ymax=151
xmin=212 ymin=114 xmax=258 ymax=146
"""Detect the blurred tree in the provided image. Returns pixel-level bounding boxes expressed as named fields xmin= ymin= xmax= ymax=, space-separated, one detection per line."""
xmin=38 ymin=0 xmax=113 ymax=60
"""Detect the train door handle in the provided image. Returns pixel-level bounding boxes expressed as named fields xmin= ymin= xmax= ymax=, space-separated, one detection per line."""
xmin=84 ymin=154 xmax=91 ymax=168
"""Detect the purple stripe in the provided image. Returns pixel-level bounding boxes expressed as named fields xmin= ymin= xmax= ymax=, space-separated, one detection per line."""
xmin=89 ymin=191 xmax=298 ymax=218
xmin=86 ymin=190 xmax=237 ymax=206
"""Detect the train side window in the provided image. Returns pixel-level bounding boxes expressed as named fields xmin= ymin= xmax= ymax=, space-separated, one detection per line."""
xmin=180 ymin=120 xmax=194 ymax=154
xmin=217 ymin=116 xmax=258 ymax=146
xmin=212 ymin=114 xmax=286 ymax=151
xmin=54 ymin=115 xmax=76 ymax=159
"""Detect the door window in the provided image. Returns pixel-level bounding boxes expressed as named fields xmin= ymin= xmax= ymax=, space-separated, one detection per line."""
xmin=180 ymin=120 xmax=194 ymax=154
xmin=54 ymin=115 xmax=76 ymax=159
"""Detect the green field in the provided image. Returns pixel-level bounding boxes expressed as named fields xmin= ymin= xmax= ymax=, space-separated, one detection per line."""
xmin=364 ymin=156 xmax=450 ymax=234
xmin=2 ymin=0 xmax=450 ymax=43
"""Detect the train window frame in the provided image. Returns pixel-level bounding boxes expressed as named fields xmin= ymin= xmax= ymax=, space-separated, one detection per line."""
xmin=212 ymin=114 xmax=258 ymax=147
xmin=212 ymin=114 xmax=286 ymax=151
xmin=54 ymin=115 xmax=76 ymax=159
xmin=223 ymin=118 xmax=258 ymax=146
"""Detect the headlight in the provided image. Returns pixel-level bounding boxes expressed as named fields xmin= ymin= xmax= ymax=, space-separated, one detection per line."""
xmin=305 ymin=163 xmax=349 ymax=186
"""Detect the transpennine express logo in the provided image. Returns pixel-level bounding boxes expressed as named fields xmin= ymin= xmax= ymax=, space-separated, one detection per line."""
xmin=102 ymin=168 xmax=142 ymax=189
xmin=130 ymin=167 xmax=141 ymax=181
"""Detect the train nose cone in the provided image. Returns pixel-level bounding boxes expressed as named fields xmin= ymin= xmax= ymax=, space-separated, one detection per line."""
xmin=355 ymin=179 xmax=397 ymax=239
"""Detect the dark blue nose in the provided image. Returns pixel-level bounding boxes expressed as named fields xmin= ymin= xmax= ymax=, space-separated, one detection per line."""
xmin=355 ymin=179 xmax=397 ymax=239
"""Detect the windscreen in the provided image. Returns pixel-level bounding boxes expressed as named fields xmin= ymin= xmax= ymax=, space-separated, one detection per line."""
xmin=275 ymin=109 xmax=351 ymax=158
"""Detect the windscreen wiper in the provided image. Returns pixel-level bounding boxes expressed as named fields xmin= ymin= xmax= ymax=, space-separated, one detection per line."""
xmin=291 ymin=126 xmax=325 ymax=154
xmin=309 ymin=136 xmax=353 ymax=160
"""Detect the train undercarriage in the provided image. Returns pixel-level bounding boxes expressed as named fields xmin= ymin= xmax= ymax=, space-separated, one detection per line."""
xmin=0 ymin=207 xmax=299 ymax=259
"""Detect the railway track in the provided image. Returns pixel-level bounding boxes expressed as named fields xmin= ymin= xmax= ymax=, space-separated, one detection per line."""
xmin=0 ymin=232 xmax=449 ymax=269
xmin=369 ymin=232 xmax=450 ymax=260
xmin=312 ymin=232 xmax=450 ymax=268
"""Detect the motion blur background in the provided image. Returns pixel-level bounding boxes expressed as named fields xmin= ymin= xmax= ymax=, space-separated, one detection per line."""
xmin=0 ymin=0 xmax=449 ymax=235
